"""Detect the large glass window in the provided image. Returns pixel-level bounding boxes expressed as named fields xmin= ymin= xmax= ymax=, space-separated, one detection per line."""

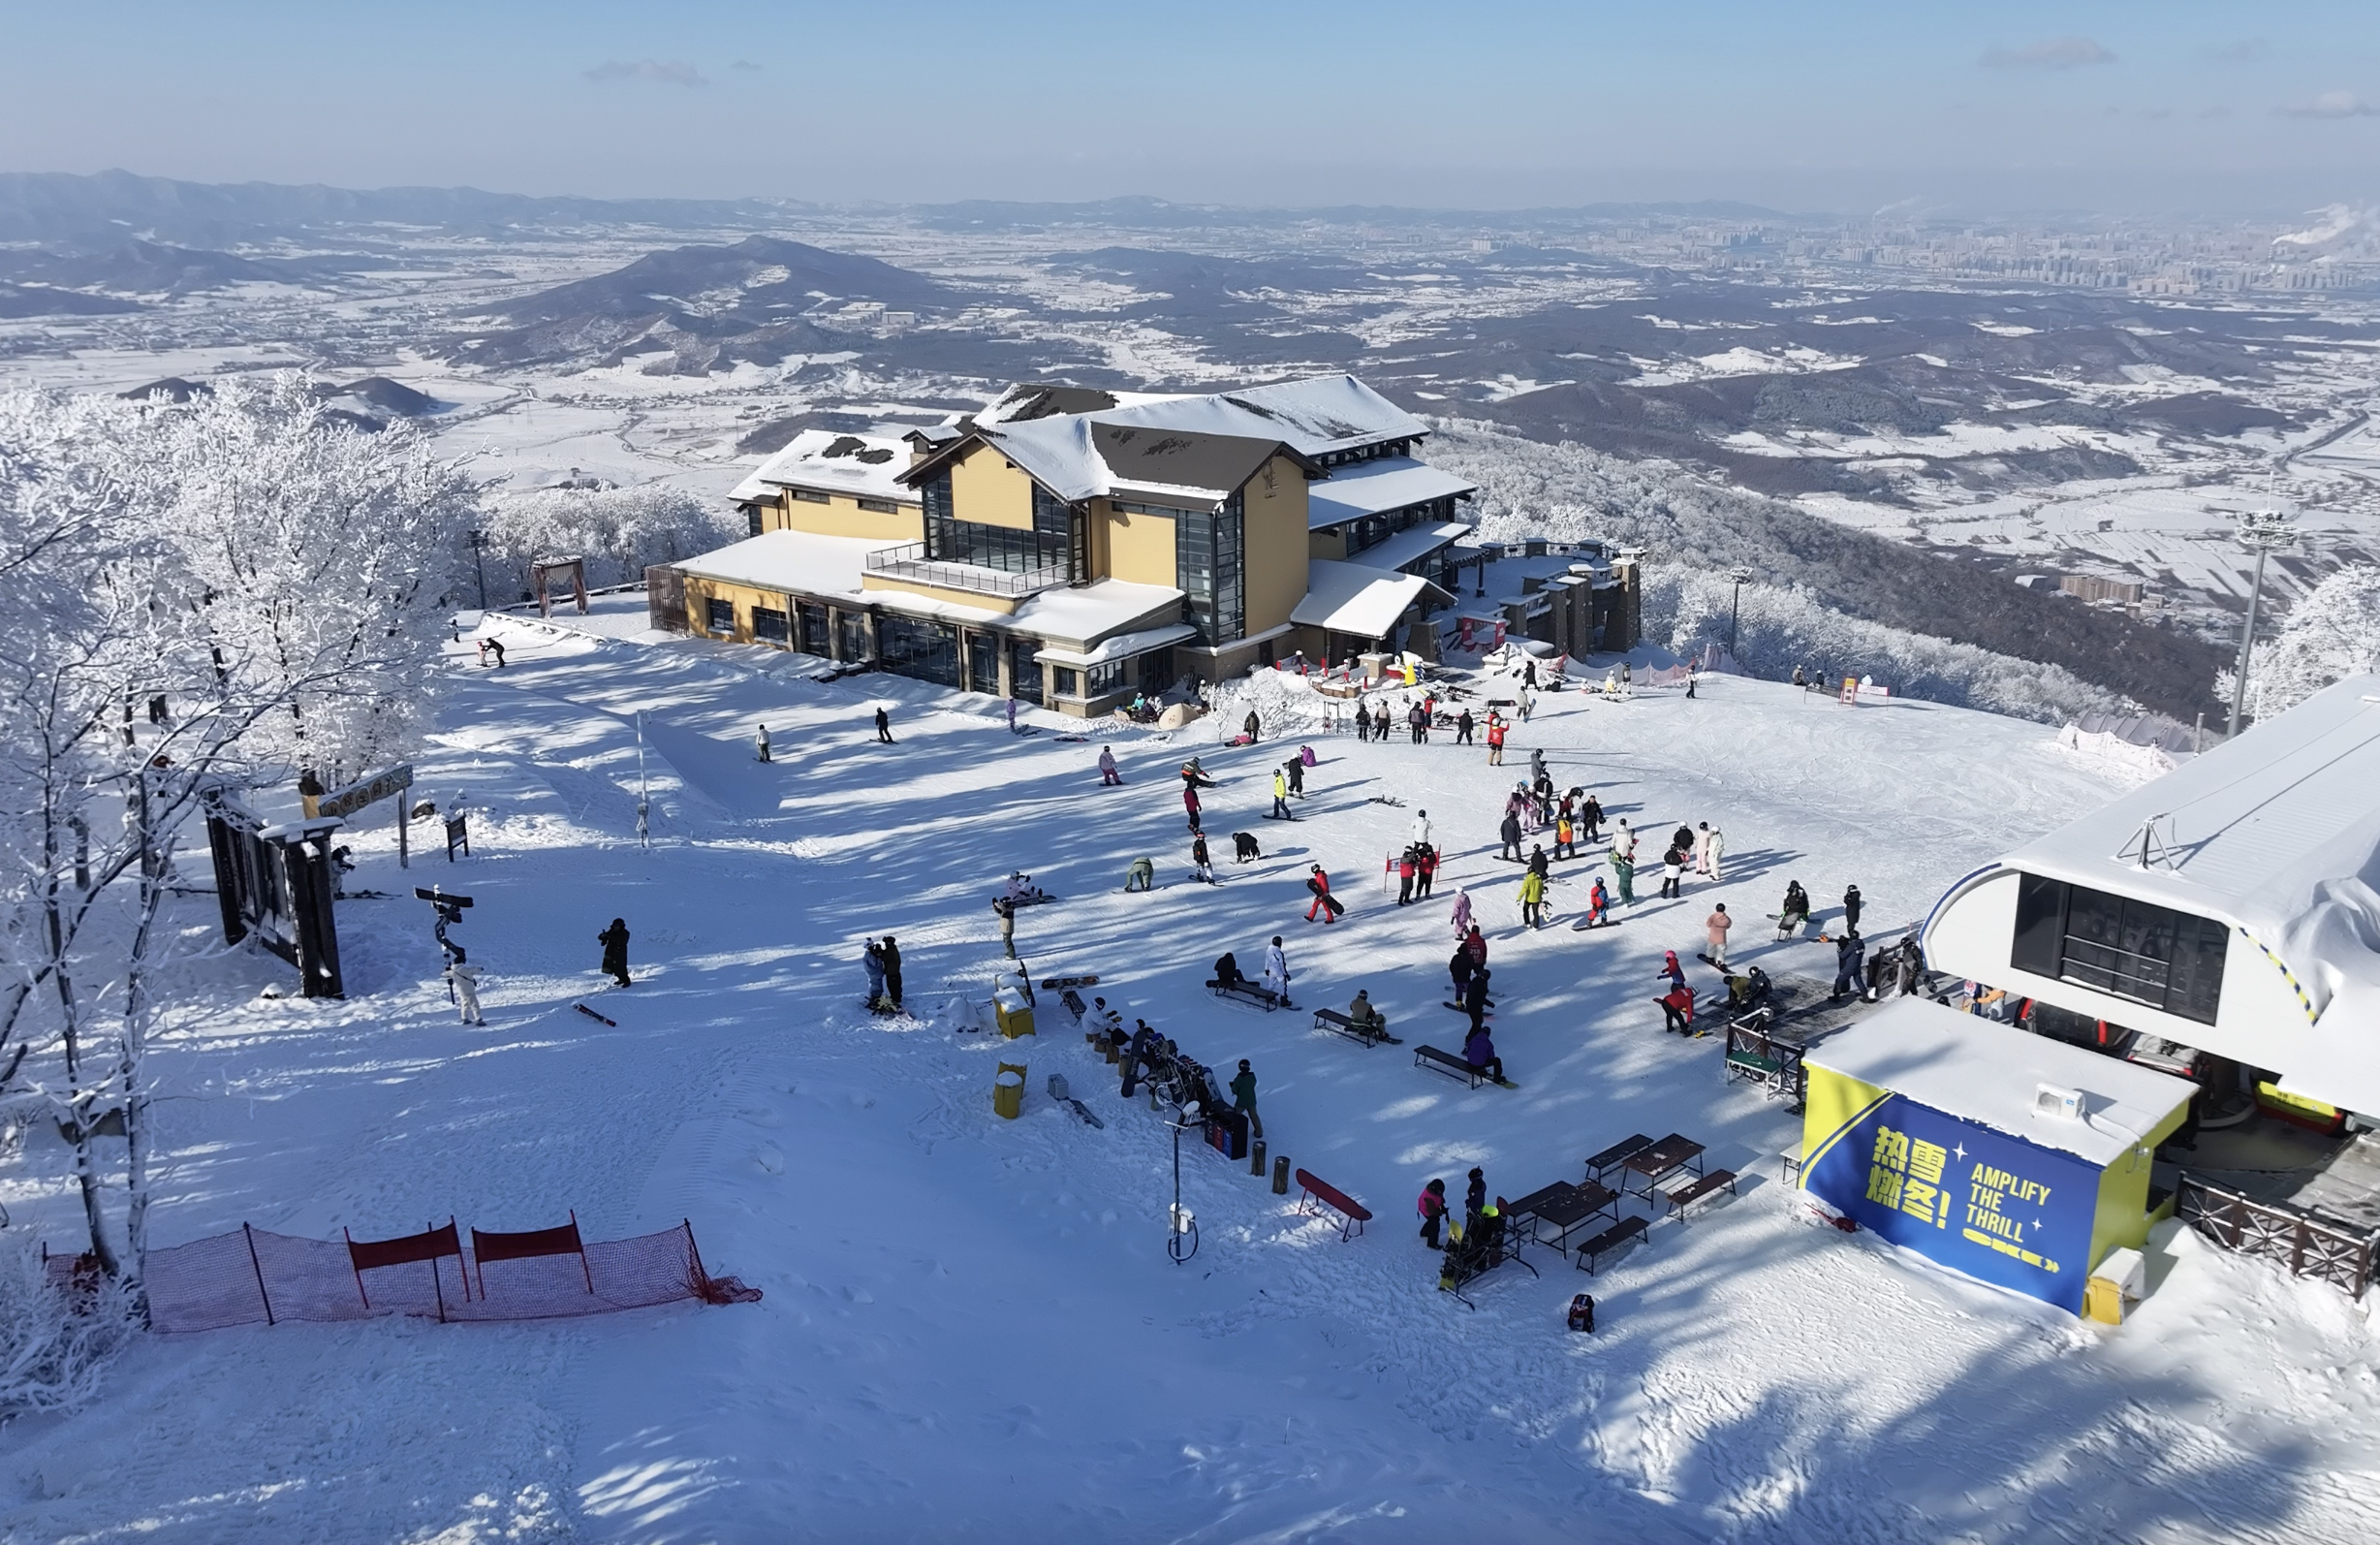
xmin=705 ymin=597 xmax=735 ymax=634
xmin=2010 ymin=874 xmax=2227 ymax=1025
xmin=1176 ymin=495 xmax=1244 ymax=646
xmin=878 ymin=615 xmax=960 ymax=687
xmin=921 ymin=470 xmax=1079 ymax=577
xmin=751 ymin=607 xmax=790 ymax=645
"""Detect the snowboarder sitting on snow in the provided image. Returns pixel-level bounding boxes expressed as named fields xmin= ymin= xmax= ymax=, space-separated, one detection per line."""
xmin=1124 ymin=857 xmax=1155 ymax=892
xmin=1778 ymin=881 xmax=1810 ymax=938
xmin=598 ymin=918 xmax=632 ymax=988
xmin=1098 ymin=745 xmax=1122 ymax=785
xmin=1004 ymin=871 xmax=1050 ymax=904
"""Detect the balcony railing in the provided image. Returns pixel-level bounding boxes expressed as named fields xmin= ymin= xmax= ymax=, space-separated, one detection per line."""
xmin=864 ymin=543 xmax=1070 ymax=598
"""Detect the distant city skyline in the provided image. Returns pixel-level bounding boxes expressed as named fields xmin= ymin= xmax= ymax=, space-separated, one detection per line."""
xmin=3 ymin=0 xmax=2377 ymax=215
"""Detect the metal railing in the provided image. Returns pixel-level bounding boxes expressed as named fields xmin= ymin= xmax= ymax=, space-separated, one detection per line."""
xmin=2176 ymin=1172 xmax=2377 ymax=1299
xmin=864 ymin=543 xmax=1070 ymax=598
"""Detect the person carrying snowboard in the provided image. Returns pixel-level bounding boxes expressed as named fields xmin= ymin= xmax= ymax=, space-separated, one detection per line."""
xmin=1777 ymin=880 xmax=1810 ymax=938
xmin=1519 ymin=867 xmax=1547 ymax=930
xmin=598 ymin=918 xmax=632 ymax=988
xmin=1304 ymin=865 xmax=1339 ymax=924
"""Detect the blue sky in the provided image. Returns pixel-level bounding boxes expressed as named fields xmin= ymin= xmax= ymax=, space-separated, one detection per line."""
xmin=2 ymin=0 xmax=2376 ymax=212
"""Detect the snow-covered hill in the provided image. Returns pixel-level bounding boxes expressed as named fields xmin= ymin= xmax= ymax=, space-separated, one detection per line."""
xmin=5 ymin=625 xmax=2375 ymax=1544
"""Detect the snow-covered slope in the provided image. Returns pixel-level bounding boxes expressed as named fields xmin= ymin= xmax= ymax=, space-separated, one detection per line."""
xmin=5 ymin=626 xmax=2376 ymax=1544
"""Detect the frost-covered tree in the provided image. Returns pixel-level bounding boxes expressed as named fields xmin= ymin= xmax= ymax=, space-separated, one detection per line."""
xmin=480 ymin=483 xmax=734 ymax=596
xmin=2220 ymin=563 xmax=2380 ymax=723
xmin=0 ymin=374 xmax=478 ymax=1289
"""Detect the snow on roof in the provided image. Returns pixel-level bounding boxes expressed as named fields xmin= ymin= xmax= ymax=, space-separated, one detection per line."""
xmin=1808 ymin=998 xmax=2193 ymax=1167
xmin=1010 ymin=579 xmax=1183 ymax=646
xmin=2000 ymin=675 xmax=2380 ymax=987
xmin=1305 ymin=457 xmax=1479 ymax=529
xmin=980 ymin=384 xmax=1191 ymax=426
xmin=976 ymin=416 xmax=1109 ymax=503
xmin=1343 ymin=520 xmax=1474 ymax=575
xmin=1290 ymin=559 xmax=1449 ymax=640
xmin=1033 ymin=621 xmax=1198 ymax=668
xmin=674 ymin=529 xmax=886 ymax=601
xmin=1089 ymin=374 xmax=1425 ymax=457
xmin=732 ymin=429 xmax=918 ymax=506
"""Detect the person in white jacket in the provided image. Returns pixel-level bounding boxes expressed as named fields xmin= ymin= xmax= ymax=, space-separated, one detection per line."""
xmin=445 ymin=958 xmax=485 ymax=1025
xmin=1611 ymin=817 xmax=1636 ymax=863
xmin=1263 ymin=935 xmax=1292 ymax=1006
xmin=1694 ymin=822 xmax=1715 ymax=876
xmin=1411 ymin=810 xmax=1432 ymax=849
xmin=1706 ymin=825 xmax=1727 ymax=882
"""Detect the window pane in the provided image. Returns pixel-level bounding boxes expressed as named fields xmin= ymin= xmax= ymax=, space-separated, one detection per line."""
xmin=752 ymin=608 xmax=790 ymax=644
xmin=705 ymin=598 xmax=735 ymax=633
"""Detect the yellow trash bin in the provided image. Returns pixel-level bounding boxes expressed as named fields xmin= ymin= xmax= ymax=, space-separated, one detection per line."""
xmin=994 ymin=988 xmax=1036 ymax=1039
xmin=993 ymin=1062 xmax=1027 ymax=1119
xmin=2084 ymin=1245 xmax=2145 ymax=1325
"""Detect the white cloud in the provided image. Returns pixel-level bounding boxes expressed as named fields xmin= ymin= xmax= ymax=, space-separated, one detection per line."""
xmin=2279 ymin=90 xmax=2380 ymax=119
xmin=584 ymin=59 xmax=708 ymax=88
xmin=731 ymin=59 xmax=765 ymax=72
xmin=1981 ymin=37 xmax=2115 ymax=71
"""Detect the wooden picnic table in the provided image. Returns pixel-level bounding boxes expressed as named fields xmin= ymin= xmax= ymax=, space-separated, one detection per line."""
xmin=1502 ymin=1182 xmax=1578 ymax=1226
xmin=1620 ymin=1132 xmax=1706 ymax=1198
xmin=1530 ymin=1182 xmax=1620 ymax=1251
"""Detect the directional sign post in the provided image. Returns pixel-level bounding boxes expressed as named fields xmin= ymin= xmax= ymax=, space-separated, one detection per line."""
xmin=318 ymin=764 xmax=416 ymax=867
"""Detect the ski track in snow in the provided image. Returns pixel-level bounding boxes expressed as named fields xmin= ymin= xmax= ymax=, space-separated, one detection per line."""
xmin=6 ymin=625 xmax=2378 ymax=1543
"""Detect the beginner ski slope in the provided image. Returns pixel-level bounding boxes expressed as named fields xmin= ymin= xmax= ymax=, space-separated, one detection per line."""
xmin=6 ymin=621 xmax=2379 ymax=1545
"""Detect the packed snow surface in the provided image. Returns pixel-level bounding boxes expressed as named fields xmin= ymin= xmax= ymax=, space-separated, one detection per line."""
xmin=7 ymin=627 xmax=2380 ymax=1544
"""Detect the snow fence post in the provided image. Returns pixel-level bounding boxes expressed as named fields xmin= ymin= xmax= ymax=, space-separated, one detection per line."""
xmin=242 ymin=1222 xmax=275 ymax=1325
xmin=1271 ymin=1156 xmax=1291 ymax=1196
xmin=1250 ymin=1138 xmax=1267 ymax=1178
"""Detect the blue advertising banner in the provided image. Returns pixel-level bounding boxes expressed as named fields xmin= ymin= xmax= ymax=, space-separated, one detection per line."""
xmin=1803 ymin=1085 xmax=2103 ymax=1313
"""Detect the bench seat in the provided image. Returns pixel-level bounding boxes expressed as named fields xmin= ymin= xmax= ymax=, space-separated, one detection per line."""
xmin=1583 ymin=1134 xmax=1652 ymax=1186
xmin=1414 ymin=1045 xmax=1485 ymax=1088
xmin=1206 ymin=978 xmax=1279 ymax=1011
xmin=1575 ymin=1214 xmax=1649 ymax=1275
xmin=1664 ymin=1168 xmax=1738 ymax=1223
xmin=1314 ymin=1008 xmax=1389 ymax=1046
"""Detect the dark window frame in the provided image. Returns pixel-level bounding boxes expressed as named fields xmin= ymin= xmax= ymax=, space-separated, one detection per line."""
xmin=790 ymin=487 xmax=830 ymax=504
xmin=2010 ymin=873 xmax=2227 ymax=1025
xmin=705 ymin=597 xmax=736 ymax=634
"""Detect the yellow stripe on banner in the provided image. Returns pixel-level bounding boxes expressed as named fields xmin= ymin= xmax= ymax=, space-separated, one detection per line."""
xmin=2240 ymin=927 xmax=2319 ymax=1026
xmin=1803 ymin=1088 xmax=1894 ymax=1178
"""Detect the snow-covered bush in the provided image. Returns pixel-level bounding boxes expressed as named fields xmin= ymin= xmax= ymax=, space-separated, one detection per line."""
xmin=1643 ymin=568 xmax=2125 ymax=722
xmin=480 ymin=484 xmax=736 ymax=596
xmin=0 ymin=1240 xmax=138 ymax=1419
xmin=2221 ymin=562 xmax=2380 ymax=722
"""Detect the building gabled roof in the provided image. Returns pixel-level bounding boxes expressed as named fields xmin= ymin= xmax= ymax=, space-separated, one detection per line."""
xmin=731 ymin=428 xmax=917 ymax=506
xmin=1086 ymin=374 xmax=1426 ymax=457
xmin=899 ymin=417 xmax=1316 ymax=508
xmin=1290 ymin=559 xmax=1452 ymax=640
xmin=1305 ymin=456 xmax=1479 ymax=530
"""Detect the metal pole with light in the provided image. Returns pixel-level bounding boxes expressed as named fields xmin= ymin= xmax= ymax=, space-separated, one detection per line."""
xmin=467 ymin=530 xmax=489 ymax=611
xmin=2225 ymin=510 xmax=2295 ymax=740
xmin=1168 ymin=1100 xmax=1203 ymax=1264
xmin=1728 ymin=566 xmax=1754 ymax=658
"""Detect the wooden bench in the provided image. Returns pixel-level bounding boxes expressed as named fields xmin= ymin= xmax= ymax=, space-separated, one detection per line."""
xmin=1575 ymin=1214 xmax=1648 ymax=1275
xmin=1206 ymin=978 xmax=1279 ymax=1012
xmin=1723 ymin=1022 xmax=1805 ymax=1103
xmin=1583 ymin=1134 xmax=1652 ymax=1187
xmin=1414 ymin=1045 xmax=1485 ymax=1088
xmin=1664 ymin=1168 xmax=1738 ymax=1224
xmin=1313 ymin=1008 xmax=1390 ymax=1046
xmin=1294 ymin=1169 xmax=1373 ymax=1241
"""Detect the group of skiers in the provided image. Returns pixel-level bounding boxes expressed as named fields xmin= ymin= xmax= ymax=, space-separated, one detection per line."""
xmin=1394 ymin=810 xmax=1440 ymax=905
xmin=1416 ymin=1166 xmax=1509 ymax=1268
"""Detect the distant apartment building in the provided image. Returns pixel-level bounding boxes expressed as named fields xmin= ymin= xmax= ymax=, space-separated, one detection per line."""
xmin=650 ymin=374 xmax=1636 ymax=715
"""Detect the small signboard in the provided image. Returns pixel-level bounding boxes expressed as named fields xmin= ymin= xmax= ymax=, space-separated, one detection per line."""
xmin=317 ymin=764 xmax=414 ymax=820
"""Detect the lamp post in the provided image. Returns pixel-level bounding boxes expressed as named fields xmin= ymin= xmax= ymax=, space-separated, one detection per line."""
xmin=1728 ymin=566 xmax=1754 ymax=658
xmin=1168 ymin=1101 xmax=1203 ymax=1264
xmin=2225 ymin=510 xmax=2295 ymax=740
xmin=466 ymin=530 xmax=488 ymax=611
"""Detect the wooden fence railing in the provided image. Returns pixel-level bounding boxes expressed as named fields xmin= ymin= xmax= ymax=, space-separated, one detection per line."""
xmin=2175 ymin=1172 xmax=2377 ymax=1300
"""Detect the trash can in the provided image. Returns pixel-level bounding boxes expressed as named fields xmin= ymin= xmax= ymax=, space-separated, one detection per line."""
xmin=993 ymin=1062 xmax=1027 ymax=1120
xmin=994 ymin=987 xmax=1035 ymax=1039
xmin=1205 ymin=1108 xmax=1249 ymax=1160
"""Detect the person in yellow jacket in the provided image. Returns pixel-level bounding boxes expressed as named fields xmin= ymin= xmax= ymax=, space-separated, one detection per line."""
xmin=1518 ymin=867 xmax=1548 ymax=930
xmin=1270 ymin=766 xmax=1296 ymax=820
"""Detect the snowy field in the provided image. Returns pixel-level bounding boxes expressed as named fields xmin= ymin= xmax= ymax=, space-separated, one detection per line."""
xmin=8 ymin=625 xmax=2380 ymax=1544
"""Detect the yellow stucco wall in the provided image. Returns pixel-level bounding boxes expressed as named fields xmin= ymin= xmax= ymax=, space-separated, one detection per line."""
xmin=859 ymin=572 xmax=1018 ymax=615
xmin=760 ymin=489 xmax=922 ymax=543
xmin=680 ymin=576 xmax=793 ymax=646
xmin=946 ymin=444 xmax=1040 ymax=532
xmin=1242 ymin=453 xmax=1312 ymax=636
xmin=1104 ymin=502 xmax=1178 ymax=587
